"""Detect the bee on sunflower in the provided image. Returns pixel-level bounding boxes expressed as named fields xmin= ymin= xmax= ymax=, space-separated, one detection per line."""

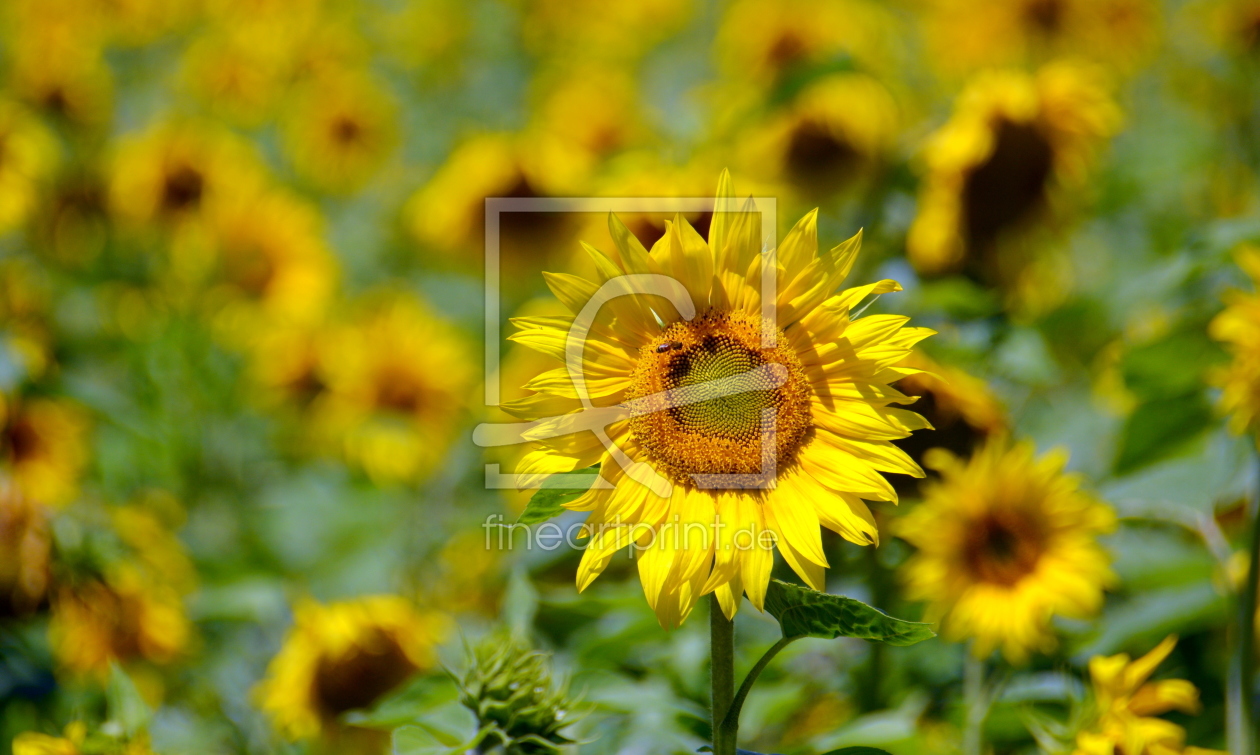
xmin=498 ymin=172 xmax=933 ymax=628
xmin=895 ymin=437 xmax=1116 ymax=662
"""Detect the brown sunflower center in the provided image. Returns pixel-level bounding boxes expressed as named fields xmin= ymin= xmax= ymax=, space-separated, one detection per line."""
xmin=963 ymin=510 xmax=1045 ymax=586
xmin=161 ymin=163 xmax=205 ymax=214
xmin=1023 ymin=0 xmax=1064 ymax=34
xmin=626 ymin=309 xmax=812 ymax=487
xmin=312 ymin=628 xmax=417 ymax=717
xmin=784 ymin=120 xmax=860 ymax=196
xmin=962 ymin=118 xmax=1054 ymax=251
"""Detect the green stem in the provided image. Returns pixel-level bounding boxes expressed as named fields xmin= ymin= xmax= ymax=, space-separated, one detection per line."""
xmin=718 ymin=636 xmax=796 ymax=747
xmin=963 ymin=649 xmax=987 ymax=755
xmin=711 ymin=595 xmax=736 ymax=755
xmin=1229 ymin=446 xmax=1260 ymax=754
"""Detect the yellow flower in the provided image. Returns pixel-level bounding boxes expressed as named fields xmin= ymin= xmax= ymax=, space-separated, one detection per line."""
xmin=312 ymin=294 xmax=473 ymax=484
xmin=109 ymin=120 xmax=265 ymax=233
xmin=3 ymin=0 xmax=114 ymax=127
xmin=281 ymin=71 xmax=398 ymax=193
xmin=907 ymin=62 xmax=1120 ymax=314
xmin=1073 ymin=636 xmax=1228 ymax=755
xmin=256 ymin=596 xmax=448 ymax=741
xmin=1202 ymin=0 xmax=1260 ymax=56
xmin=13 ymin=722 xmax=158 ymax=755
xmin=896 ymin=437 xmax=1116 ymax=662
xmin=180 ymin=28 xmax=292 ymax=127
xmin=713 ymin=0 xmax=898 ymax=87
xmin=518 ymin=0 xmax=694 ymax=63
xmin=0 ymin=394 xmax=89 ymax=508
xmin=529 ymin=62 xmax=645 ymax=163
xmin=405 ymin=132 xmax=588 ymax=278
xmin=501 ymin=172 xmax=933 ymax=628
xmin=922 ymin=0 xmax=1161 ymax=77
xmin=0 ymin=483 xmax=51 ymax=618
xmin=737 ymin=72 xmax=900 ymax=200
xmin=1209 ymin=243 xmax=1260 ymax=434
xmin=0 ymin=100 xmax=58 ymax=234
xmin=205 ymin=188 xmax=338 ymax=339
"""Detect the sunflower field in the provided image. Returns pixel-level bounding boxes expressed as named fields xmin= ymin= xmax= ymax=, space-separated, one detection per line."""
xmin=2 ymin=1 xmax=1260 ymax=754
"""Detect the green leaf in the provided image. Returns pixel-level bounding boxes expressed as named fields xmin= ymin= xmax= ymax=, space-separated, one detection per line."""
xmin=820 ymin=748 xmax=895 ymax=755
xmin=517 ymin=465 xmax=599 ymax=525
xmin=763 ymin=580 xmax=935 ymax=646
xmin=106 ymin=663 xmax=151 ymax=736
xmin=1113 ymin=393 xmax=1213 ymax=475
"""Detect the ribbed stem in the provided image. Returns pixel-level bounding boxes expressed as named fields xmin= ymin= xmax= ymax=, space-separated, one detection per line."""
xmin=711 ymin=595 xmax=736 ymax=755
xmin=963 ymin=649 xmax=987 ymax=755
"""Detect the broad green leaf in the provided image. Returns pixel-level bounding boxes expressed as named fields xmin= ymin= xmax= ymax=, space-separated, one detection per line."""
xmin=517 ymin=465 xmax=599 ymax=525
xmin=106 ymin=663 xmax=151 ymax=736
xmin=763 ymin=580 xmax=934 ymax=646
xmin=820 ymin=748 xmax=894 ymax=755
xmin=1113 ymin=393 xmax=1213 ymax=475
xmin=347 ymin=674 xmax=460 ymax=729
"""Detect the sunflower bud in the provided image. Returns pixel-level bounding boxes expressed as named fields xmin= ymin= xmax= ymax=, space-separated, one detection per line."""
xmin=458 ymin=638 xmax=579 ymax=754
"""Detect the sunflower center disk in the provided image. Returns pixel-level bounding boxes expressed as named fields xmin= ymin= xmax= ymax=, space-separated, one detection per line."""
xmin=627 ymin=310 xmax=812 ymax=488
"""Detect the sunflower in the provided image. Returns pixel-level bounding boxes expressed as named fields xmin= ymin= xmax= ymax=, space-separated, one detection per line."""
xmin=256 ymin=596 xmax=448 ymax=741
xmin=529 ymin=61 xmax=645 ymax=164
xmin=895 ymin=437 xmax=1116 ymax=662
xmin=922 ymin=0 xmax=1161 ymax=78
xmin=499 ymin=172 xmax=933 ymax=628
xmin=312 ymin=294 xmax=473 ymax=484
xmin=3 ymin=0 xmax=113 ymax=127
xmin=181 ymin=28 xmax=292 ymax=127
xmin=891 ymin=352 xmax=1007 ymax=480
xmin=281 ymin=71 xmax=398 ymax=193
xmin=0 ymin=394 xmax=89 ymax=508
xmin=108 ymin=119 xmax=265 ymax=234
xmin=405 ymin=132 xmax=588 ymax=279
xmin=1209 ymin=243 xmax=1260 ymax=434
xmin=907 ymin=61 xmax=1120 ymax=314
xmin=713 ymin=0 xmax=897 ymax=88
xmin=738 ymin=72 xmax=900 ymax=200
xmin=50 ymin=502 xmax=194 ymax=678
xmin=1073 ymin=636 xmax=1228 ymax=755
xmin=0 ymin=100 xmax=58 ymax=235
xmin=0 ymin=483 xmax=51 ymax=618
xmin=519 ymin=0 xmax=694 ymax=63
xmin=204 ymin=188 xmax=338 ymax=339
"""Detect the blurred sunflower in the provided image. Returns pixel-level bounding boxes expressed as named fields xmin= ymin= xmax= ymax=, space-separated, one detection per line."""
xmin=3 ymin=0 xmax=113 ymax=127
xmin=256 ymin=596 xmax=447 ymax=742
xmin=907 ymin=62 xmax=1120 ymax=314
xmin=181 ymin=28 xmax=292 ymax=127
xmin=519 ymin=0 xmax=694 ymax=62
xmin=205 ymin=188 xmax=338 ymax=340
xmin=109 ymin=120 xmax=265 ymax=234
xmin=406 ymin=132 xmax=587 ymax=277
xmin=313 ymin=294 xmax=472 ymax=484
xmin=738 ymin=72 xmax=900 ymax=200
xmin=1209 ymin=243 xmax=1260 ymax=434
xmin=922 ymin=0 xmax=1161 ymax=77
xmin=895 ymin=438 xmax=1116 ymax=662
xmin=713 ymin=0 xmax=897 ymax=87
xmin=503 ymin=172 xmax=933 ymax=628
xmin=889 ymin=352 xmax=1006 ymax=494
xmin=282 ymin=72 xmax=398 ymax=193
xmin=530 ymin=62 xmax=645 ymax=165
xmin=0 ymin=484 xmax=51 ymax=618
xmin=1203 ymin=0 xmax=1260 ymax=56
xmin=0 ymin=394 xmax=89 ymax=508
xmin=0 ymin=101 xmax=58 ymax=235
xmin=12 ymin=722 xmax=158 ymax=755
xmin=1073 ymin=636 xmax=1227 ymax=755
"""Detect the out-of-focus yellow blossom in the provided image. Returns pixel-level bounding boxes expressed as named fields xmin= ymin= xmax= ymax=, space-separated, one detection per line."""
xmin=0 ymin=483 xmax=51 ymax=618
xmin=519 ymin=0 xmax=695 ymax=63
xmin=1209 ymin=243 xmax=1260 ymax=434
xmin=1202 ymin=0 xmax=1260 ymax=56
xmin=281 ymin=72 xmax=398 ymax=193
xmin=738 ymin=72 xmax=900 ymax=200
xmin=3 ymin=0 xmax=114 ymax=127
xmin=922 ymin=0 xmax=1161 ymax=78
xmin=896 ymin=438 xmax=1116 ymax=662
xmin=0 ymin=259 xmax=54 ymax=379
xmin=205 ymin=188 xmax=338 ymax=341
xmin=13 ymin=722 xmax=159 ymax=755
xmin=376 ymin=0 xmax=469 ymax=73
xmin=0 ymin=101 xmax=58 ymax=235
xmin=1073 ymin=636 xmax=1228 ymax=755
xmin=256 ymin=595 xmax=448 ymax=741
xmin=181 ymin=29 xmax=293 ymax=127
xmin=245 ymin=320 xmax=331 ymax=415
xmin=530 ymin=62 xmax=645 ymax=164
xmin=312 ymin=294 xmax=473 ymax=484
xmin=714 ymin=0 xmax=898 ymax=87
xmin=406 ymin=132 xmax=588 ymax=276
xmin=109 ymin=120 xmax=266 ymax=234
xmin=428 ymin=529 xmax=506 ymax=616
xmin=907 ymin=62 xmax=1120 ymax=314
xmin=0 ymin=394 xmax=89 ymax=508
